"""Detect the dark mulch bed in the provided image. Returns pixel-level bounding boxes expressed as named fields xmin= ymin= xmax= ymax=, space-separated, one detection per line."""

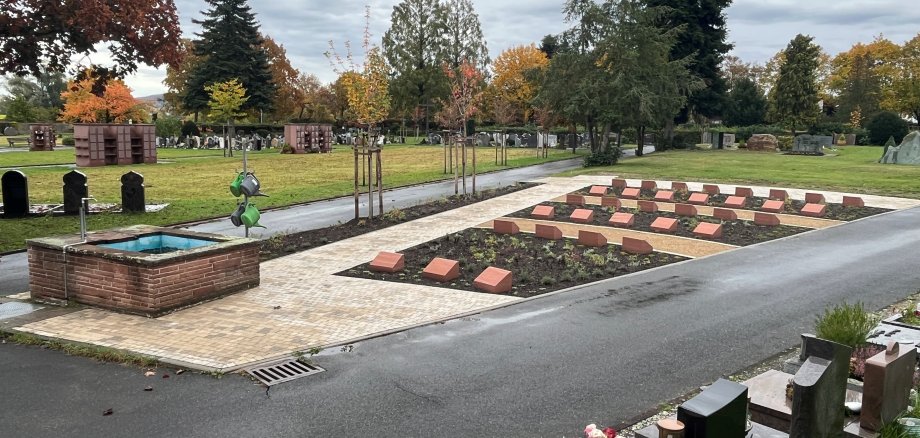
xmin=573 ymin=186 xmax=891 ymax=221
xmin=258 ymin=183 xmax=538 ymax=261
xmin=507 ymin=202 xmax=809 ymax=246
xmin=338 ymin=228 xmax=687 ymax=298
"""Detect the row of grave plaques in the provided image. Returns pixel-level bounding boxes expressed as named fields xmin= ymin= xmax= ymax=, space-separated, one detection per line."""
xmin=1 ymin=170 xmax=145 ymax=219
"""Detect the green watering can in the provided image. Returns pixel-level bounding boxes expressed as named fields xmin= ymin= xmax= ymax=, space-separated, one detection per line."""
xmin=229 ymin=172 xmax=245 ymax=197
xmin=229 ymin=202 xmax=246 ymax=227
xmin=241 ymin=203 xmax=265 ymax=228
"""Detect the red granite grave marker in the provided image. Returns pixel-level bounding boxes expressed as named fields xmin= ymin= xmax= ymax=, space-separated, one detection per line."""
xmin=805 ymin=192 xmax=826 ymax=204
xmin=724 ymin=196 xmax=747 ymax=209
xmin=493 ymin=219 xmax=520 ymax=235
xmin=609 ymin=212 xmax=635 ymax=228
xmin=422 ymin=257 xmax=460 ymax=282
xmin=620 ymin=188 xmax=641 ymax=199
xmin=566 ymin=194 xmax=585 ymax=206
xmin=769 ymin=189 xmax=789 ymax=200
xmin=535 ymin=224 xmax=563 ymax=240
xmin=654 ymin=190 xmax=675 ymax=202
xmin=570 ymin=208 xmax=595 ymax=223
xmin=674 ymin=203 xmax=698 ymax=216
xmin=650 ymin=217 xmax=679 ymax=233
xmin=702 ymin=184 xmax=720 ymax=195
xmin=754 ymin=212 xmax=780 ymax=226
xmin=688 ymin=193 xmax=710 ymax=205
xmin=843 ymin=196 xmax=865 ymax=207
xmin=734 ymin=187 xmax=754 ymax=197
xmin=713 ymin=208 xmax=738 ymax=221
xmin=641 ymin=180 xmax=657 ymax=190
xmin=612 ymin=178 xmax=628 ymax=188
xmin=589 ymin=185 xmax=609 ymax=196
xmin=531 ymin=205 xmax=555 ymax=220
xmin=621 ymin=237 xmax=653 ymax=255
xmin=692 ymin=222 xmax=723 ymax=239
xmin=637 ymin=200 xmax=659 ymax=213
xmin=801 ymin=203 xmax=827 ymax=217
xmin=760 ymin=200 xmax=785 ymax=213
xmin=473 ymin=267 xmax=513 ymax=294
xmin=601 ymin=197 xmax=621 ymax=209
xmin=671 ymin=182 xmax=689 ymax=192
xmin=578 ymin=230 xmax=607 ymax=247
xmin=369 ymin=251 xmax=405 ymax=273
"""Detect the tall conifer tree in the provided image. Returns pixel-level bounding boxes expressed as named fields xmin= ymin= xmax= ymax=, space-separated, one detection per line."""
xmin=183 ymin=0 xmax=275 ymax=115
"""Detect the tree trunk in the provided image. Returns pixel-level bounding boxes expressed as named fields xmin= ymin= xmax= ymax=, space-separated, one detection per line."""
xmin=601 ymin=123 xmax=611 ymax=153
xmin=663 ymin=119 xmax=675 ymax=150
xmin=636 ymin=126 xmax=645 ymax=157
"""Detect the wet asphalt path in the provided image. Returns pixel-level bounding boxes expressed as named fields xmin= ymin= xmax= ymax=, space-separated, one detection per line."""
xmin=3 ymin=206 xmax=920 ymax=437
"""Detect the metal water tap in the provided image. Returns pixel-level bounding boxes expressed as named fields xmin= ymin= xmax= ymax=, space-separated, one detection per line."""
xmin=79 ymin=197 xmax=96 ymax=242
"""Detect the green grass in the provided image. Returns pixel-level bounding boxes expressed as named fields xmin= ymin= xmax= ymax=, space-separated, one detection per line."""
xmin=561 ymin=146 xmax=920 ymax=198
xmin=0 ymin=148 xmax=226 ymax=167
xmin=0 ymin=145 xmax=581 ymax=252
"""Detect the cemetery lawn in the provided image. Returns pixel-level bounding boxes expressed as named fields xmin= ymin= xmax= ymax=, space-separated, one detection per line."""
xmin=0 ymin=145 xmax=580 ymax=252
xmin=0 ymin=148 xmax=225 ymax=167
xmin=562 ymin=146 xmax=920 ymax=199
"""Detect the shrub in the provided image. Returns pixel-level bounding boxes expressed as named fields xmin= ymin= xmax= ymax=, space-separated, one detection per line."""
xmin=155 ymin=116 xmax=182 ymax=138
xmin=583 ymin=147 xmax=620 ymax=167
xmin=776 ymin=135 xmax=793 ymax=151
xmin=61 ymin=135 xmax=75 ymax=146
xmin=867 ymin=111 xmax=909 ymax=146
xmin=814 ymin=302 xmax=879 ymax=348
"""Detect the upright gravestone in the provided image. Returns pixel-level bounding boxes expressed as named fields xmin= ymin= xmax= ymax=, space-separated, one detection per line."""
xmin=62 ymin=170 xmax=88 ymax=215
xmin=677 ymin=378 xmax=749 ymax=437
xmin=792 ymin=135 xmax=833 ymax=155
xmin=789 ymin=335 xmax=852 ymax=437
xmin=860 ymin=342 xmax=918 ymax=431
xmin=120 ymin=171 xmax=145 ymax=214
xmin=1 ymin=170 xmax=29 ymax=218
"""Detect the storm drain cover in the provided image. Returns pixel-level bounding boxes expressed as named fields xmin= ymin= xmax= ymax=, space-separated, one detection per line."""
xmin=245 ymin=358 xmax=324 ymax=386
xmin=0 ymin=302 xmax=43 ymax=320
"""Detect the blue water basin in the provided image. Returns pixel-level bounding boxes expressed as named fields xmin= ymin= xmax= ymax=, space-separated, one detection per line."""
xmin=95 ymin=233 xmax=217 ymax=254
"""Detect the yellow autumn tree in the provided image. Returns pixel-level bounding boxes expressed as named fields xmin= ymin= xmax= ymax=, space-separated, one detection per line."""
xmin=60 ymin=75 xmax=147 ymax=123
xmin=205 ymin=78 xmax=249 ymax=124
xmin=490 ymin=44 xmax=549 ymax=123
xmin=890 ymin=33 xmax=920 ymax=123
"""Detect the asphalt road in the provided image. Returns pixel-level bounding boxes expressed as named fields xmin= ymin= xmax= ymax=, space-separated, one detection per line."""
xmin=3 ymin=205 xmax=919 ymax=437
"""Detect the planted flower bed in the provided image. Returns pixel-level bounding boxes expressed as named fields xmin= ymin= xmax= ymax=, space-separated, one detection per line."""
xmin=338 ymin=228 xmax=686 ymax=298
xmin=574 ymin=186 xmax=891 ymax=221
xmin=507 ymin=202 xmax=809 ymax=246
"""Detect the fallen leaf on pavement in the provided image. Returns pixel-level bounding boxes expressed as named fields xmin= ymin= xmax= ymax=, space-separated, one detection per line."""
xmin=176 ymin=369 xmax=185 ymax=375
xmin=102 ymin=408 xmax=113 ymax=416
xmin=144 ymin=371 xmax=155 ymax=377
xmin=143 ymin=386 xmax=153 ymax=391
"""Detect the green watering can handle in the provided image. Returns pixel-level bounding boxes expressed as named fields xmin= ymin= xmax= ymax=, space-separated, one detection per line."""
xmin=230 ymin=172 xmax=245 ymax=197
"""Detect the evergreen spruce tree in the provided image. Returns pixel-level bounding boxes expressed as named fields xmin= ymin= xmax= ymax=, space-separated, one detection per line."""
xmin=724 ymin=77 xmax=767 ymax=126
xmin=770 ymin=34 xmax=821 ymax=137
xmin=183 ymin=0 xmax=276 ymax=115
xmin=645 ymin=0 xmax=732 ymax=140
xmin=441 ymin=0 xmax=490 ymax=71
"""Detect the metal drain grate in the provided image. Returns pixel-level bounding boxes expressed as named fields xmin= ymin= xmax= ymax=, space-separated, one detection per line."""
xmin=245 ymin=358 xmax=324 ymax=386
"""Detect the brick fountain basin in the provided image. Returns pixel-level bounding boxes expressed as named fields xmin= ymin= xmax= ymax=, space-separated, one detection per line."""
xmin=27 ymin=225 xmax=260 ymax=317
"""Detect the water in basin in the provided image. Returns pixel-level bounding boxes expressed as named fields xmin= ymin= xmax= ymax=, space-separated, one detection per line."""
xmin=96 ymin=233 xmax=217 ymax=254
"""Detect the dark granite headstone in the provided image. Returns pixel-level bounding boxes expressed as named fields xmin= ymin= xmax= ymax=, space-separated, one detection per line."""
xmin=120 ymin=171 xmax=145 ymax=214
xmin=1 ymin=170 xmax=29 ymax=218
xmin=62 ymin=170 xmax=88 ymax=215
xmin=525 ymin=134 xmax=538 ymax=148
xmin=677 ymin=378 xmax=749 ymax=438
xmin=792 ymin=135 xmax=832 ymax=155
xmin=790 ymin=357 xmax=841 ymax=438
xmin=790 ymin=334 xmax=852 ymax=438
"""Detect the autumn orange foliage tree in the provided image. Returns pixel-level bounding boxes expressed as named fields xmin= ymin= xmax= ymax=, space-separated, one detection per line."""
xmin=490 ymin=44 xmax=549 ymax=123
xmin=60 ymin=74 xmax=147 ymax=123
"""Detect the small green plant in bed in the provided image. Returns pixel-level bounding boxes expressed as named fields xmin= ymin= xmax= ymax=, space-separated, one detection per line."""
xmin=900 ymin=301 xmax=920 ymax=326
xmin=815 ymin=302 xmax=880 ymax=348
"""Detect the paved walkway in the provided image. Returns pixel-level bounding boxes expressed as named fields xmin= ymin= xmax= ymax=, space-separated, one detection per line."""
xmin=12 ymin=174 xmax=920 ymax=371
xmin=16 ymin=180 xmax=589 ymax=371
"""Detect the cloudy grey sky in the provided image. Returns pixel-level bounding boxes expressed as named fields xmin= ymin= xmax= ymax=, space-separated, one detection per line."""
xmin=119 ymin=0 xmax=920 ymax=97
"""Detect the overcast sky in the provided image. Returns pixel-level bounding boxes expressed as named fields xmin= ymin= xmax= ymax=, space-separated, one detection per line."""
xmin=104 ymin=0 xmax=920 ymax=97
